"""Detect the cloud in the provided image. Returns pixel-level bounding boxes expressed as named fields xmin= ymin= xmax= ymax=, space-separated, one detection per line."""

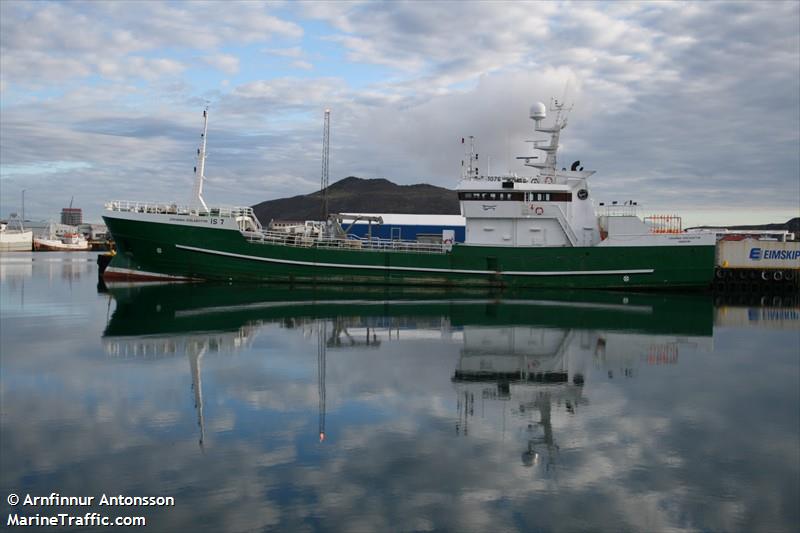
xmin=262 ymin=46 xmax=305 ymax=58
xmin=0 ymin=1 xmax=300 ymax=87
xmin=199 ymin=53 xmax=240 ymax=75
xmin=0 ymin=1 xmax=797 ymax=225
xmin=291 ymin=60 xmax=313 ymax=71
xmin=298 ymin=1 xmax=799 ymax=217
xmin=315 ymin=1 xmax=551 ymax=90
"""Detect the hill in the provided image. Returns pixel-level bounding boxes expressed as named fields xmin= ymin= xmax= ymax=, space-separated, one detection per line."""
xmin=686 ymin=218 xmax=799 ymax=233
xmin=252 ymin=177 xmax=460 ymax=224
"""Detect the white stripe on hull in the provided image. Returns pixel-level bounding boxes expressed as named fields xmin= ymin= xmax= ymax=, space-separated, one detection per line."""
xmin=176 ymin=244 xmax=655 ymax=277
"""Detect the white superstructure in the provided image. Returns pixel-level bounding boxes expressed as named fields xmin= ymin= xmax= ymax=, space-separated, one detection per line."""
xmin=456 ymin=99 xmax=715 ymax=248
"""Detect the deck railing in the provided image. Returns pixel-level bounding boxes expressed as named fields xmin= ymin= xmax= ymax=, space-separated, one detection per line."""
xmin=242 ymin=230 xmax=448 ymax=254
xmin=597 ymin=205 xmax=639 ymax=217
xmin=105 ymin=200 xmax=256 ymax=219
xmin=106 ymin=201 xmax=448 ymax=253
xmin=644 ymin=215 xmax=683 ymax=234
xmin=553 ymin=204 xmax=579 ymax=246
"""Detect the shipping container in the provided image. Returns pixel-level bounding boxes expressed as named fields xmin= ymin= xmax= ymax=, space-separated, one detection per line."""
xmin=716 ymin=238 xmax=800 ymax=270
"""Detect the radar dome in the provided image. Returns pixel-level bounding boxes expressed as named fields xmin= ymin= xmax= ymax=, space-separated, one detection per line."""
xmin=529 ymin=102 xmax=547 ymax=120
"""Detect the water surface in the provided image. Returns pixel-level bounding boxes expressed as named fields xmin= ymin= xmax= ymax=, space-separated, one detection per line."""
xmin=1 ymin=252 xmax=798 ymax=532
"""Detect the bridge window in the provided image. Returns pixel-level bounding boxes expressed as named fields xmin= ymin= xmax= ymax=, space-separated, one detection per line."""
xmin=524 ymin=192 xmax=572 ymax=202
xmin=459 ymin=192 xmax=525 ymax=201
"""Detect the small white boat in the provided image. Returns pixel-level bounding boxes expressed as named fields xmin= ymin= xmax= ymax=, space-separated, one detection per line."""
xmin=0 ymin=214 xmax=33 ymax=252
xmin=34 ymin=223 xmax=90 ymax=251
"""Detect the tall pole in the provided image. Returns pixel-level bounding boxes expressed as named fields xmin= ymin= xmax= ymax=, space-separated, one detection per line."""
xmin=321 ymin=109 xmax=330 ymax=221
xmin=192 ymin=107 xmax=209 ymax=212
xmin=21 ymin=189 xmax=25 ymax=222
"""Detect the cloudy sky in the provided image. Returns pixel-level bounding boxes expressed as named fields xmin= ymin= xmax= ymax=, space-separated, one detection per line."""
xmin=1 ymin=0 xmax=798 ymax=226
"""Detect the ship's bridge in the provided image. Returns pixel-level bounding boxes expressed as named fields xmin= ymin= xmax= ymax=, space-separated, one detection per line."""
xmin=455 ymin=100 xmax=603 ymax=248
xmin=456 ymin=176 xmax=599 ymax=248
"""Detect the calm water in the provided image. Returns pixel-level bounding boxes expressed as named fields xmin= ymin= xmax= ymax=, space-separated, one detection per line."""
xmin=1 ymin=252 xmax=798 ymax=532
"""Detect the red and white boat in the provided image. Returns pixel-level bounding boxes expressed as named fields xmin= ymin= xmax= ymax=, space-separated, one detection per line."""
xmin=34 ymin=224 xmax=90 ymax=251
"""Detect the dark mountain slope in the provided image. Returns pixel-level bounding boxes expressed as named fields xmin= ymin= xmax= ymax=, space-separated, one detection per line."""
xmin=252 ymin=177 xmax=460 ymax=223
xmin=686 ymin=218 xmax=799 ymax=233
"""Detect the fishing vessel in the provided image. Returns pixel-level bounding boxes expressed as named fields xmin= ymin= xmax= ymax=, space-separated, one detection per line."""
xmin=102 ymin=102 xmax=715 ymax=288
xmin=33 ymin=222 xmax=90 ymax=251
xmin=0 ymin=214 xmax=33 ymax=252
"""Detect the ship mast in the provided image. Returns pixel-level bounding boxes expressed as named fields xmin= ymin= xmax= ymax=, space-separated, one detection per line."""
xmin=192 ymin=107 xmax=209 ymax=212
xmin=525 ymin=98 xmax=571 ymax=181
xmin=461 ymin=136 xmax=479 ymax=180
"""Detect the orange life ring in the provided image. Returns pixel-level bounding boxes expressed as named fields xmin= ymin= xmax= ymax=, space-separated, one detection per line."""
xmin=544 ymin=177 xmax=553 ymax=184
xmin=535 ymin=207 xmax=544 ymax=215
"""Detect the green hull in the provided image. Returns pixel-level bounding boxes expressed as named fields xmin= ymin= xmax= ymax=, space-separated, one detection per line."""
xmin=103 ymin=216 xmax=715 ymax=289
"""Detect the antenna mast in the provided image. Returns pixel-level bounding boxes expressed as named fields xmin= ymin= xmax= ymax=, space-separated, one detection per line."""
xmin=461 ymin=136 xmax=479 ymax=180
xmin=192 ymin=107 xmax=209 ymax=212
xmin=525 ymin=98 xmax=571 ymax=180
xmin=321 ymin=109 xmax=331 ymax=220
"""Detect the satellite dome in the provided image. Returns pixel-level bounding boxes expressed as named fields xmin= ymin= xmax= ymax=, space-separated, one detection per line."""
xmin=529 ymin=102 xmax=547 ymax=120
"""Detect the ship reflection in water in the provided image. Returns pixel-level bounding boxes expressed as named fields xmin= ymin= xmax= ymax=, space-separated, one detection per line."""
xmin=101 ymin=284 xmax=717 ymax=469
xmin=3 ymin=267 xmax=793 ymax=532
